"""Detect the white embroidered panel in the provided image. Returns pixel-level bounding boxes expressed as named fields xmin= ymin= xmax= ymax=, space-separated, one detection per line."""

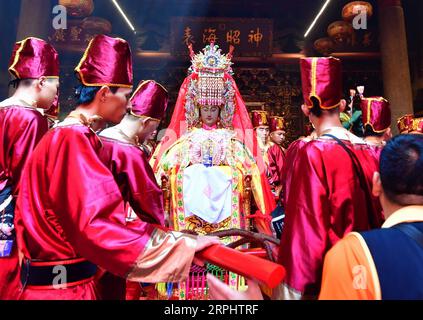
xmin=183 ymin=164 xmax=232 ymax=224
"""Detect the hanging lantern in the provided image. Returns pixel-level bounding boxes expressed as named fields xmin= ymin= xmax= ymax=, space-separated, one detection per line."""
xmin=342 ymin=1 xmax=373 ymax=22
xmin=327 ymin=21 xmax=354 ymax=45
xmin=59 ymin=0 xmax=94 ymax=18
xmin=314 ymin=38 xmax=335 ymax=56
xmin=82 ymin=17 xmax=113 ymax=35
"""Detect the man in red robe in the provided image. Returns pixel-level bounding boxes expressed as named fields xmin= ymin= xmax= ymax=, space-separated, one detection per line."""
xmin=267 ymin=116 xmax=287 ymax=200
xmin=15 ymin=35 xmax=218 ymax=300
xmin=266 ymin=116 xmax=287 ymax=240
xmin=97 ymin=80 xmax=169 ymax=300
xmin=99 ymin=80 xmax=168 ymax=229
xmin=252 ymin=110 xmax=272 ymax=163
xmin=275 ymin=57 xmax=384 ymax=299
xmin=0 ymin=38 xmax=60 ymax=300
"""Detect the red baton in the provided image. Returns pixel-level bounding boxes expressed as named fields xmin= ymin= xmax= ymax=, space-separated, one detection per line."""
xmin=196 ymin=244 xmax=286 ymax=289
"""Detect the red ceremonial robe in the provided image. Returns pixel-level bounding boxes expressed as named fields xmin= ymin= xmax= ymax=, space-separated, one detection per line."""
xmin=276 ymin=127 xmax=384 ymax=299
xmin=98 ymin=133 xmax=164 ymax=226
xmin=0 ymin=102 xmax=49 ymax=300
xmin=267 ymin=144 xmax=286 ymax=200
xmin=15 ymin=117 xmax=197 ymax=300
xmin=96 ymin=128 xmax=165 ymax=300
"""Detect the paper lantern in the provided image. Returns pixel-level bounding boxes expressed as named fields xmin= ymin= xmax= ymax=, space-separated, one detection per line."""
xmin=314 ymin=37 xmax=335 ymax=56
xmin=82 ymin=17 xmax=113 ymax=35
xmin=342 ymin=1 xmax=373 ymax=22
xmin=59 ymin=0 xmax=94 ymax=18
xmin=327 ymin=21 xmax=354 ymax=45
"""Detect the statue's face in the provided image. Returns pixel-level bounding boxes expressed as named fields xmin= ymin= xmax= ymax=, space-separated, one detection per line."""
xmin=200 ymin=105 xmax=220 ymax=127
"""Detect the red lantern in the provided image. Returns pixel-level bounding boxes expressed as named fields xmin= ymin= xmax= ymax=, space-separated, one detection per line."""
xmin=342 ymin=1 xmax=373 ymax=22
xmin=327 ymin=21 xmax=354 ymax=45
xmin=59 ymin=0 xmax=94 ymax=18
xmin=314 ymin=38 xmax=335 ymax=56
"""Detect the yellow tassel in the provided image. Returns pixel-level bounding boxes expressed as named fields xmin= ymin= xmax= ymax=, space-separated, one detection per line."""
xmin=260 ymin=284 xmax=273 ymax=299
xmin=238 ymin=276 xmax=248 ymax=292
xmin=156 ymin=283 xmax=167 ymax=297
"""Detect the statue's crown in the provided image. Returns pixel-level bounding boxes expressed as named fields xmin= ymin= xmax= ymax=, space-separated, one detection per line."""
xmin=189 ymin=42 xmax=233 ymax=74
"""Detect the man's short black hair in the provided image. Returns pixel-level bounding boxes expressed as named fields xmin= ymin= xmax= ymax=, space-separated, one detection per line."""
xmin=9 ymin=78 xmax=58 ymax=89
xmin=74 ymin=84 xmax=119 ymax=105
xmin=8 ymin=78 xmax=35 ymax=89
xmin=364 ymin=124 xmax=385 ymax=138
xmin=309 ymin=97 xmax=339 ymax=117
xmin=380 ymin=134 xmax=423 ymax=205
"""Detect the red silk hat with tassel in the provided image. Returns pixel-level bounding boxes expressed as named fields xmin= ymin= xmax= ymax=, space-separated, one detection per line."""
xmin=75 ymin=34 xmax=133 ymax=88
xmin=8 ymin=37 xmax=59 ymax=79
xmin=270 ymin=116 xmax=286 ymax=133
xmin=300 ymin=57 xmax=342 ymax=110
xmin=130 ymin=80 xmax=169 ymax=121
xmin=360 ymin=97 xmax=391 ymax=132
xmin=252 ymin=110 xmax=269 ymax=128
